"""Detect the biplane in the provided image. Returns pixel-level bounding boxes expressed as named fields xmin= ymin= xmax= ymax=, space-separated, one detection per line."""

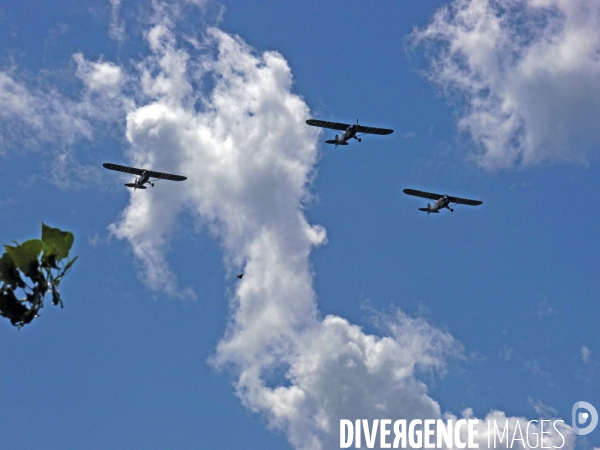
xmin=403 ymin=189 xmax=482 ymax=216
xmin=103 ymin=163 xmax=187 ymax=190
xmin=306 ymin=119 xmax=393 ymax=148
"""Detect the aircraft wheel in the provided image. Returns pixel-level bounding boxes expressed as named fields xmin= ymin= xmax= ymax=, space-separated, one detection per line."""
xmin=358 ymin=138 xmax=362 ymax=142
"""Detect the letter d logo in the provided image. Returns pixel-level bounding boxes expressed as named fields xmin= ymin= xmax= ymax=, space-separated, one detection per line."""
xmin=572 ymin=401 xmax=598 ymax=436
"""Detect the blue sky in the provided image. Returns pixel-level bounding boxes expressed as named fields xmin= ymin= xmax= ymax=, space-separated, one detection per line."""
xmin=0 ymin=1 xmax=599 ymax=449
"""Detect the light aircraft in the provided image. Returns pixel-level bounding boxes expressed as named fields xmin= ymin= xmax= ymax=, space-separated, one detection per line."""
xmin=403 ymin=189 xmax=482 ymax=216
xmin=306 ymin=119 xmax=393 ymax=148
xmin=237 ymin=274 xmax=243 ymax=279
xmin=103 ymin=163 xmax=187 ymax=190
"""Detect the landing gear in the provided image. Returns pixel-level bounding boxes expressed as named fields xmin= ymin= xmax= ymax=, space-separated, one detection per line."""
xmin=353 ymin=136 xmax=362 ymax=143
xmin=150 ymin=182 xmax=155 ymax=187
xmin=450 ymin=208 xmax=454 ymax=212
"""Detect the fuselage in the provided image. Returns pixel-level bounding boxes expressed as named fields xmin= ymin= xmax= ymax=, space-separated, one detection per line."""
xmin=137 ymin=170 xmax=149 ymax=186
xmin=420 ymin=195 xmax=450 ymax=213
xmin=325 ymin=124 xmax=360 ymax=146
xmin=432 ymin=196 xmax=450 ymax=211
xmin=339 ymin=125 xmax=357 ymax=143
xmin=125 ymin=170 xmax=150 ymax=189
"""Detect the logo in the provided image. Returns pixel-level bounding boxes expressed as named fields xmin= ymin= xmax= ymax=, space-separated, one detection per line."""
xmin=572 ymin=401 xmax=598 ymax=436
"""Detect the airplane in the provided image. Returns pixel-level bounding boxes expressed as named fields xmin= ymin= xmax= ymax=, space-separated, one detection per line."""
xmin=403 ymin=189 xmax=482 ymax=216
xmin=237 ymin=274 xmax=243 ymax=279
xmin=103 ymin=163 xmax=187 ymax=190
xmin=306 ymin=119 xmax=393 ymax=148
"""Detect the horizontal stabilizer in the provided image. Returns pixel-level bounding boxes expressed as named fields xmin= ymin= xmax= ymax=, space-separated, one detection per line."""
xmin=325 ymin=140 xmax=348 ymax=145
xmin=125 ymin=183 xmax=146 ymax=189
xmin=418 ymin=208 xmax=438 ymax=213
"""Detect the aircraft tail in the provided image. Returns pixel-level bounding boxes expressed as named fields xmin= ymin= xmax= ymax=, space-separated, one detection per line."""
xmin=325 ymin=140 xmax=348 ymax=145
xmin=418 ymin=208 xmax=438 ymax=213
xmin=125 ymin=183 xmax=147 ymax=189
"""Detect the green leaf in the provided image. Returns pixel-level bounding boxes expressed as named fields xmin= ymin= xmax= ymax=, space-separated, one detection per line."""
xmin=5 ymin=239 xmax=43 ymax=279
xmin=0 ymin=252 xmax=25 ymax=288
xmin=62 ymin=256 xmax=78 ymax=274
xmin=41 ymin=252 xmax=58 ymax=269
xmin=51 ymin=284 xmax=63 ymax=307
xmin=26 ymin=286 xmax=43 ymax=308
xmin=0 ymin=290 xmax=28 ymax=326
xmin=21 ymin=307 xmax=38 ymax=325
xmin=42 ymin=223 xmax=74 ymax=261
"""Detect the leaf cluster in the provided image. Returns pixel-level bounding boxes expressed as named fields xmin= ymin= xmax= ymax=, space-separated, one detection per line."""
xmin=0 ymin=223 xmax=77 ymax=328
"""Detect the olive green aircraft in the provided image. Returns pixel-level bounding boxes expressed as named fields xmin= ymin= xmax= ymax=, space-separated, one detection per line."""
xmin=306 ymin=119 xmax=393 ymax=148
xmin=103 ymin=163 xmax=187 ymax=191
xmin=403 ymin=189 xmax=482 ymax=216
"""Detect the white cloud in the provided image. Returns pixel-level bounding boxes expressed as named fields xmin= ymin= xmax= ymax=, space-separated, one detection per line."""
xmin=500 ymin=345 xmax=514 ymax=361
xmin=102 ymin=11 xmax=577 ymax=448
xmin=412 ymin=0 xmax=600 ymax=169
xmin=50 ymin=151 xmax=105 ymax=189
xmin=0 ymin=70 xmax=93 ymax=152
xmin=74 ymin=53 xmax=124 ymax=95
xmin=228 ymin=312 xmax=463 ymax=449
xmin=582 ymin=345 xmax=591 ymax=365
xmin=528 ymin=397 xmax=558 ymax=418
xmin=537 ymin=298 xmax=558 ymax=316
xmin=0 ymin=52 xmax=134 ymax=186
xmin=108 ymin=0 xmax=125 ymax=42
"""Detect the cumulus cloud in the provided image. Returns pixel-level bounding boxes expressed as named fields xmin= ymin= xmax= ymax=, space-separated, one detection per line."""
xmin=412 ymin=0 xmax=600 ymax=169
xmin=101 ymin=10 xmax=577 ymax=448
xmin=104 ymin=17 xmax=459 ymax=448
xmin=74 ymin=53 xmax=124 ymax=95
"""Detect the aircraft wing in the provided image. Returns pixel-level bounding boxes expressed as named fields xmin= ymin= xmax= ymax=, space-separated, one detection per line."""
xmin=403 ymin=189 xmax=444 ymax=201
xmin=356 ymin=125 xmax=394 ymax=135
xmin=103 ymin=163 xmax=144 ymax=176
xmin=146 ymin=169 xmax=187 ymax=181
xmin=306 ymin=119 xmax=394 ymax=135
xmin=447 ymin=195 xmax=482 ymax=206
xmin=103 ymin=163 xmax=187 ymax=181
xmin=403 ymin=189 xmax=482 ymax=206
xmin=306 ymin=119 xmax=350 ymax=131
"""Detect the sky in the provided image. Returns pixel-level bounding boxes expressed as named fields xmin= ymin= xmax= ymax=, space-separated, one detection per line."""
xmin=0 ymin=0 xmax=599 ymax=449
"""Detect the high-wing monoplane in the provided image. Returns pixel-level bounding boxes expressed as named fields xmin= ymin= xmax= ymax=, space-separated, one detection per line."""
xmin=306 ymin=119 xmax=393 ymax=148
xmin=403 ymin=189 xmax=482 ymax=216
xmin=103 ymin=163 xmax=187 ymax=190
